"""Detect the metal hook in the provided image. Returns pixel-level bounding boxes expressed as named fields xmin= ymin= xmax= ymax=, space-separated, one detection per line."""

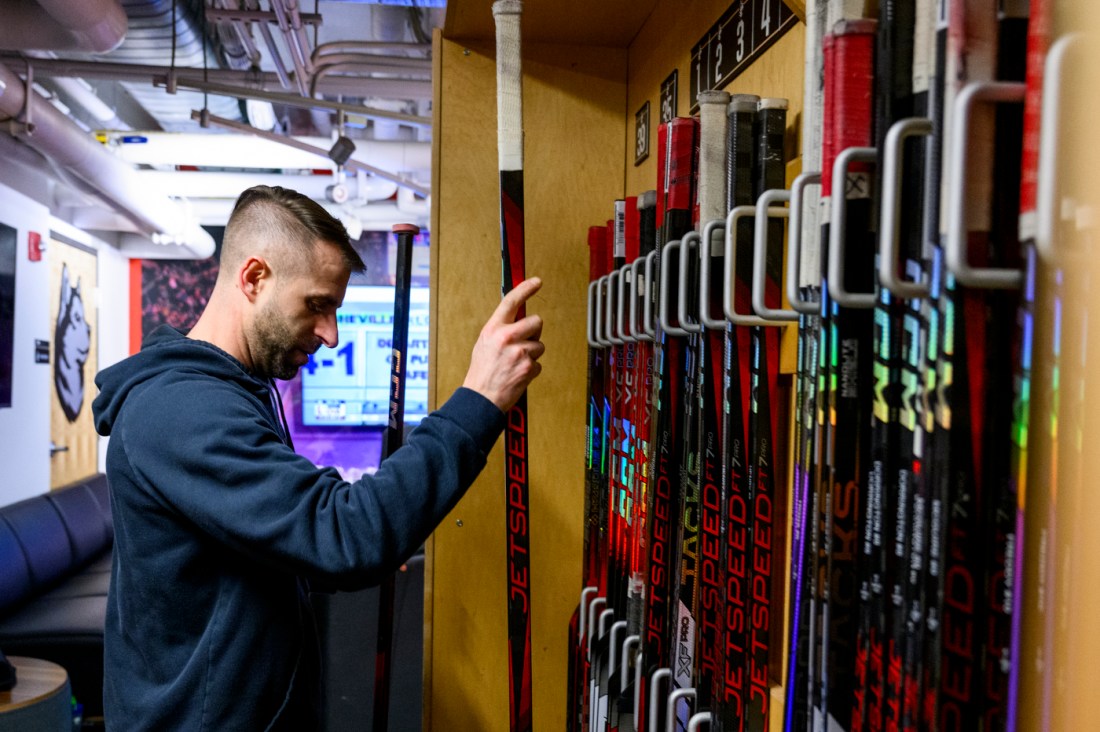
xmin=753 ymin=188 xmax=797 ymax=321
xmin=946 ymin=81 xmax=1026 ymax=289
xmin=666 ymin=687 xmax=697 ymax=732
xmin=698 ymin=219 xmax=728 ymax=330
xmin=688 ymin=711 xmax=713 ymax=732
xmin=788 ymin=172 xmax=823 ymax=313
xmin=618 ymin=263 xmax=636 ymax=342
xmin=594 ymin=276 xmax=610 ymax=347
xmin=678 ymin=231 xmax=704 ymax=333
xmin=608 ymin=620 xmax=628 ymax=678
xmin=879 ymin=118 xmax=933 ymax=299
xmin=1037 ymin=34 xmax=1084 ymax=263
xmin=607 ymin=268 xmax=624 ymax=345
xmin=647 ymin=669 xmax=671 ymax=732
xmin=642 ymin=250 xmax=658 ymax=340
xmin=724 ymin=205 xmax=775 ymax=325
xmin=659 ymin=241 xmax=690 ymax=336
xmin=586 ymin=596 xmax=607 ymax=658
xmin=630 ymin=256 xmax=653 ymax=342
xmin=828 ymin=146 xmax=878 ymax=308
xmin=578 ymin=586 xmax=598 ymax=642
xmin=586 ymin=281 xmax=600 ymax=348
xmin=621 ymin=635 xmax=640 ymax=694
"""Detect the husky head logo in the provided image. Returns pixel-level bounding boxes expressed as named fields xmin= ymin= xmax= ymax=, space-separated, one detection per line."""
xmin=54 ymin=264 xmax=91 ymax=423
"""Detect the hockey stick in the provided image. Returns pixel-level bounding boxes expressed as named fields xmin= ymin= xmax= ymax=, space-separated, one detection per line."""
xmin=493 ymin=3 xmax=533 ymax=730
xmin=372 ymin=223 xmax=419 ymax=732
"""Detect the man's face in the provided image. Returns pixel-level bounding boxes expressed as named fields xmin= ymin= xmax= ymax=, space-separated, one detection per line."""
xmin=248 ymin=241 xmax=351 ymax=381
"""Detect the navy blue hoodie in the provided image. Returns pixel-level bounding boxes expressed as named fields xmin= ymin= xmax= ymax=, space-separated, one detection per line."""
xmin=93 ymin=326 xmax=505 ymax=731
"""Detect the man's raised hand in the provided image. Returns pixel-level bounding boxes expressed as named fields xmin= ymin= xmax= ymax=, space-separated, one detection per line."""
xmin=462 ymin=277 xmax=545 ymax=412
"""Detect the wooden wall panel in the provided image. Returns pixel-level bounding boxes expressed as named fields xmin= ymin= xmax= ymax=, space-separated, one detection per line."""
xmin=427 ymin=33 xmax=627 ymax=731
xmin=431 ymin=2 xmax=807 ymax=728
xmin=1017 ymin=2 xmax=1100 ymax=729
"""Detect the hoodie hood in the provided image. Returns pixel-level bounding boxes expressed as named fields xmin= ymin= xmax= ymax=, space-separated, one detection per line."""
xmin=93 ymin=325 xmax=267 ymax=437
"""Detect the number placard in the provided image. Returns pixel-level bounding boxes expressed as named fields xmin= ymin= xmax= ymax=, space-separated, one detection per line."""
xmin=660 ymin=70 xmax=678 ymax=124
xmin=689 ymin=0 xmax=797 ymax=113
xmin=635 ymin=101 xmax=651 ymax=165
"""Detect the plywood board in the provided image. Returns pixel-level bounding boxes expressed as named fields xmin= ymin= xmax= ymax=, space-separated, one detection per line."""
xmin=426 ymin=34 xmax=627 ymax=731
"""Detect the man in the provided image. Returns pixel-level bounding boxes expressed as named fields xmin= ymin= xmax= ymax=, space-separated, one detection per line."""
xmin=92 ymin=185 xmax=544 ymax=730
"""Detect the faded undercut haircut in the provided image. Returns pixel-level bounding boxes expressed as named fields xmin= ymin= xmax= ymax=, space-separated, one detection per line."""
xmin=220 ymin=185 xmax=366 ymax=283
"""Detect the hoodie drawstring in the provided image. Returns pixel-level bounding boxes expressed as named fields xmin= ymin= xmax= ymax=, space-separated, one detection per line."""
xmin=269 ymin=381 xmax=295 ymax=450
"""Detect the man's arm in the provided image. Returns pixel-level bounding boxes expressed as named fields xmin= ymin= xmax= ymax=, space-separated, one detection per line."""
xmin=119 ymin=278 xmax=547 ymax=586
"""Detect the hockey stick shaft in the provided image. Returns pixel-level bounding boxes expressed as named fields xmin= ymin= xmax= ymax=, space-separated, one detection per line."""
xmin=372 ymin=223 xmax=419 ymax=732
xmin=494 ymin=3 xmax=533 ymax=731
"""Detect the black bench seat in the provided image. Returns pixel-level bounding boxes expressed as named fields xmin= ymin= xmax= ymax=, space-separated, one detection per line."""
xmin=0 ymin=474 xmax=113 ymax=718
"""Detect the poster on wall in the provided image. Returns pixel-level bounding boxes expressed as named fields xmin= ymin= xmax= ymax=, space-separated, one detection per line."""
xmin=141 ymin=253 xmax=221 ymax=343
xmin=0 ymin=224 xmax=15 ymax=408
xmin=49 ymin=237 xmax=98 ymax=489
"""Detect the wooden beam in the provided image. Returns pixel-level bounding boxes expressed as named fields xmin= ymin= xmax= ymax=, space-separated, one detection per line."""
xmin=782 ymin=0 xmax=807 ymax=23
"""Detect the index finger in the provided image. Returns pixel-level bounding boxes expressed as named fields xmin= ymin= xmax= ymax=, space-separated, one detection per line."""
xmin=492 ymin=277 xmax=542 ymax=325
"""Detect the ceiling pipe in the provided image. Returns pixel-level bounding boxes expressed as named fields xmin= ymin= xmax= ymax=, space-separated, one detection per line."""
xmin=135 ymin=169 xmax=399 ymax=202
xmin=244 ymin=0 xmax=292 ymax=88
xmin=186 ymin=197 xmax=426 ymax=229
xmin=311 ymin=53 xmax=431 ymax=71
xmin=117 ymin=231 xmax=215 ymax=260
xmin=308 ymin=61 xmax=430 ymax=97
xmin=174 ymin=78 xmax=431 ymax=126
xmin=48 ymin=76 xmax=131 ymax=130
xmin=0 ymin=62 xmax=214 ymax=258
xmin=204 ymin=7 xmax=322 ymax=25
xmin=396 ymin=186 xmax=428 ymax=216
xmin=0 ymin=55 xmax=434 ymax=123
xmin=0 ymin=0 xmax=128 ymax=54
xmin=312 ymin=41 xmax=431 ymax=60
xmin=0 ymin=129 xmax=101 ymax=214
xmin=192 ymin=109 xmax=429 ymax=196
xmin=270 ymin=0 xmax=310 ymax=95
xmin=209 ymin=0 xmax=263 ymax=70
xmin=283 ymin=0 xmax=316 ymax=76
xmin=107 ymin=132 xmax=429 ymax=173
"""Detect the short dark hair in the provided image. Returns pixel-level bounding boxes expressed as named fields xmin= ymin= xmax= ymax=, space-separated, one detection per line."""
xmin=222 ymin=185 xmax=366 ymax=278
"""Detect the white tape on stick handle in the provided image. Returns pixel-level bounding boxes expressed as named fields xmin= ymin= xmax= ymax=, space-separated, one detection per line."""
xmin=493 ymin=0 xmax=524 ymax=172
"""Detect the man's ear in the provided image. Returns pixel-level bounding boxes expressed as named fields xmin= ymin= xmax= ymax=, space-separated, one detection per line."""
xmin=238 ymin=256 xmax=270 ymax=303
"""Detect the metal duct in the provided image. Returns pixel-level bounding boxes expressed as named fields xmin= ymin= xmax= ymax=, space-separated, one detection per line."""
xmin=107 ymin=131 xmax=430 ymax=173
xmin=0 ymin=0 xmax=128 ymax=54
xmin=0 ymin=61 xmax=214 ymax=257
xmin=113 ymin=0 xmax=240 ymax=130
xmin=43 ymin=0 xmax=242 ymax=131
xmin=135 ymin=169 xmax=399 ymax=202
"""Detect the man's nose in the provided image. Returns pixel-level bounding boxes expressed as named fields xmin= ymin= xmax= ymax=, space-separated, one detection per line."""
xmin=318 ymin=313 xmax=339 ymax=349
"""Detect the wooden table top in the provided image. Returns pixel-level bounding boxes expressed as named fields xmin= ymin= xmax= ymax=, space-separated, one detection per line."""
xmin=0 ymin=657 xmax=69 ymax=713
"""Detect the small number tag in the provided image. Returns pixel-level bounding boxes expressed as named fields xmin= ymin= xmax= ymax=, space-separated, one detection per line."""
xmin=660 ymin=70 xmax=678 ymax=124
xmin=635 ymin=101 xmax=650 ymax=166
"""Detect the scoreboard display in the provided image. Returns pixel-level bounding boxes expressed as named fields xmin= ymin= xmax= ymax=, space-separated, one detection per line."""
xmin=301 ymin=285 xmax=430 ymax=427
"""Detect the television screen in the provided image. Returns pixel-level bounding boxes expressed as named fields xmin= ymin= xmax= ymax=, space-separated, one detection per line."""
xmin=300 ymin=285 xmax=429 ymax=427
